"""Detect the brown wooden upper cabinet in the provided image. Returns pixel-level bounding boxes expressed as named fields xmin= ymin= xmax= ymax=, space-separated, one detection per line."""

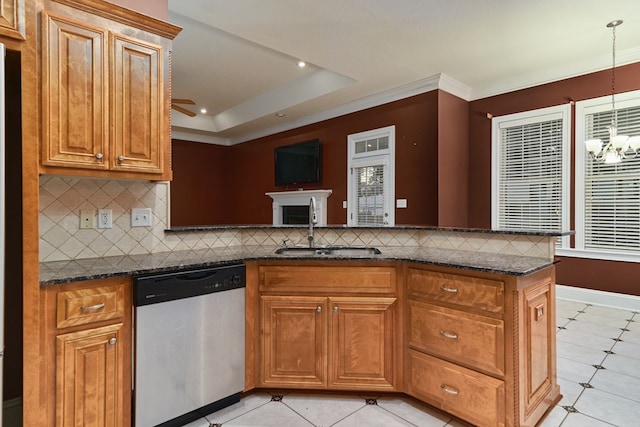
xmin=0 ymin=0 xmax=25 ymax=41
xmin=41 ymin=9 xmax=175 ymax=180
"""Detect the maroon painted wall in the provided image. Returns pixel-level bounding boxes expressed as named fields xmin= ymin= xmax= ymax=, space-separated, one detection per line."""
xmin=175 ymin=91 xmax=444 ymax=226
xmin=438 ymin=92 xmax=469 ymax=226
xmin=468 ymin=62 xmax=640 ymax=296
xmin=171 ymin=140 xmax=233 ymax=225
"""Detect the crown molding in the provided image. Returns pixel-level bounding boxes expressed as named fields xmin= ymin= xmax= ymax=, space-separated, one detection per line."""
xmin=228 ymin=73 xmax=469 ymax=144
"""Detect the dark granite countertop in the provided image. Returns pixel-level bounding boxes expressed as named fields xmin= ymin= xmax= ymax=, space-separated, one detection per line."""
xmin=166 ymin=224 xmax=573 ymax=237
xmin=40 ymin=244 xmax=555 ymax=286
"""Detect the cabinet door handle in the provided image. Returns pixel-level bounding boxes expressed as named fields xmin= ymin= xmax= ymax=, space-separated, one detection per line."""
xmin=95 ymin=152 xmax=104 ymax=160
xmin=440 ymin=285 xmax=458 ymax=293
xmin=109 ymin=338 xmax=117 ymax=345
xmin=440 ymin=384 xmax=460 ymax=395
xmin=80 ymin=302 xmax=106 ymax=311
xmin=316 ymin=306 xmax=322 ymax=313
xmin=439 ymin=330 xmax=458 ymax=339
xmin=117 ymin=155 xmax=125 ymax=163
xmin=333 ymin=306 xmax=339 ymax=313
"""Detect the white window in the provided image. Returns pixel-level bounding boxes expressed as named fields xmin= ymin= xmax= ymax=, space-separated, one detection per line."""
xmin=575 ymin=90 xmax=640 ymax=260
xmin=347 ymin=126 xmax=395 ymax=226
xmin=491 ymin=104 xmax=571 ymax=247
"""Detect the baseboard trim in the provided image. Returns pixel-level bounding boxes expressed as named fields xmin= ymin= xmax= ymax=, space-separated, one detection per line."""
xmin=3 ymin=397 xmax=23 ymax=427
xmin=557 ymin=285 xmax=640 ymax=311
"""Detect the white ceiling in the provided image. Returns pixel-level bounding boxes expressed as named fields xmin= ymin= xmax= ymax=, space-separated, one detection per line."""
xmin=167 ymin=0 xmax=640 ymax=145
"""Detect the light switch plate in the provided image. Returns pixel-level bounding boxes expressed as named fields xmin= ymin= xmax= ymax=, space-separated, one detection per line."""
xmin=396 ymin=199 xmax=408 ymax=208
xmin=131 ymin=208 xmax=152 ymax=227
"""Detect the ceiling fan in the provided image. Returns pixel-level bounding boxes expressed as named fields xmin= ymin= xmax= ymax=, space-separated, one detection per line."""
xmin=171 ymin=98 xmax=197 ymax=117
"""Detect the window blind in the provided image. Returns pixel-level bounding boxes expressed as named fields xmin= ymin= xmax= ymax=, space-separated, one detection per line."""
xmin=583 ymin=105 xmax=640 ymax=252
xmin=497 ymin=119 xmax=564 ymax=233
xmin=355 ymin=164 xmax=386 ymax=225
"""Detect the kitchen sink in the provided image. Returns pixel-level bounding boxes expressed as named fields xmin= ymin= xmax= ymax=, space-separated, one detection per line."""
xmin=274 ymin=246 xmax=381 ymax=256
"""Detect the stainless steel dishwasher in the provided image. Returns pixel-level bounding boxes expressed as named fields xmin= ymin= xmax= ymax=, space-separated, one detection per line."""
xmin=133 ymin=264 xmax=245 ymax=427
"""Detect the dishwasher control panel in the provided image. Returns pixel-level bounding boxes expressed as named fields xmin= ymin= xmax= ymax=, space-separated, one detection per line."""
xmin=133 ymin=264 xmax=246 ymax=306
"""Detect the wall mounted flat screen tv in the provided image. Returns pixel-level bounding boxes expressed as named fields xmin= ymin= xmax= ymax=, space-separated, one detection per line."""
xmin=274 ymin=139 xmax=322 ymax=186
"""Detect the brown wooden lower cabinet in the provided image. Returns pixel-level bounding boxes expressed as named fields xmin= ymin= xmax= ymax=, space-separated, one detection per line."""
xmin=247 ymin=261 xmax=560 ymax=427
xmin=55 ymin=323 xmax=125 ymax=427
xmin=260 ymin=295 xmax=396 ymax=390
xmin=44 ymin=277 xmax=132 ymax=427
xmin=405 ymin=264 xmax=560 ymax=427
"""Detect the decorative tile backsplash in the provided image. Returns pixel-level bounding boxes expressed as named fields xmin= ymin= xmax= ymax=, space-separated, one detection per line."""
xmin=39 ymin=176 xmax=555 ymax=262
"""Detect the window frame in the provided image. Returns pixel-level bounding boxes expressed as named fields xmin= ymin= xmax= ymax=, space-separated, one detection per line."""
xmin=573 ymin=89 xmax=640 ymax=262
xmin=491 ymin=104 xmax=571 ymax=248
xmin=347 ymin=125 xmax=395 ymax=227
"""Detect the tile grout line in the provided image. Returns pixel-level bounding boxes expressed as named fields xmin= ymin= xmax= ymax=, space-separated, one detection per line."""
xmin=559 ymin=305 xmax=636 ymax=426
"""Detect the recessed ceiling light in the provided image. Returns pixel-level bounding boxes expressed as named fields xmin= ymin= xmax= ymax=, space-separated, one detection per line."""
xmin=275 ymin=113 xmax=285 ymax=117
xmin=200 ymin=108 xmax=207 ymax=114
xmin=297 ymin=61 xmax=306 ymax=68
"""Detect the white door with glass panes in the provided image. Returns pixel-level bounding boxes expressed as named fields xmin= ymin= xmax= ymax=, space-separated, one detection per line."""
xmin=347 ymin=126 xmax=395 ymax=226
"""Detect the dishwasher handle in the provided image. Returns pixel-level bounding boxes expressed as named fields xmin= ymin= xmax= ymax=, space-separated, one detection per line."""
xmin=174 ymin=270 xmax=219 ymax=282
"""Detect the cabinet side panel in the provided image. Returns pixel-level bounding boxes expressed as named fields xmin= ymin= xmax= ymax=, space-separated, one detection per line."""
xmin=523 ymin=280 xmax=557 ymax=419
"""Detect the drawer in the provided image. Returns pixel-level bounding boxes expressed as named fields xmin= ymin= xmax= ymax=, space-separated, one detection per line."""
xmin=408 ymin=300 xmax=504 ymax=376
xmin=407 ymin=269 xmax=504 ymax=313
xmin=260 ymin=266 xmax=395 ymax=294
xmin=407 ymin=350 xmax=505 ymax=427
xmin=57 ymin=284 xmax=125 ymax=328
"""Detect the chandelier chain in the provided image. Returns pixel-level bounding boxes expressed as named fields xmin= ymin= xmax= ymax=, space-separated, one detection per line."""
xmin=611 ymin=22 xmax=617 ymax=126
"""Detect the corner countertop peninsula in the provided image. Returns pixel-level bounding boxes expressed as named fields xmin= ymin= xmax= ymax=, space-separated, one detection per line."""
xmin=39 ymin=225 xmax=570 ymax=286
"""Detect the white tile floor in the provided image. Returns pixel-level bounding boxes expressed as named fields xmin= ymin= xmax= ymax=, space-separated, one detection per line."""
xmin=184 ymin=299 xmax=639 ymax=427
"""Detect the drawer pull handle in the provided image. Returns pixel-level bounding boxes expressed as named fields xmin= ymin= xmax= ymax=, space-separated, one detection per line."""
xmin=80 ymin=303 xmax=106 ymax=311
xmin=440 ymin=384 xmax=460 ymax=395
xmin=439 ymin=330 xmax=458 ymax=339
xmin=440 ymin=285 xmax=458 ymax=293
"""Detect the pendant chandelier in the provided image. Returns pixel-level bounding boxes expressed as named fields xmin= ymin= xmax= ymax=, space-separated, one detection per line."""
xmin=584 ymin=20 xmax=640 ymax=164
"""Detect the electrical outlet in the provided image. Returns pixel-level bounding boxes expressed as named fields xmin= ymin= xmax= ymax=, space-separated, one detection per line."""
xmin=97 ymin=209 xmax=113 ymax=229
xmin=79 ymin=209 xmax=96 ymax=229
xmin=131 ymin=208 xmax=152 ymax=227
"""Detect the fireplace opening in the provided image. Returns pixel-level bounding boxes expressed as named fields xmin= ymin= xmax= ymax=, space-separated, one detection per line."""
xmin=282 ymin=206 xmax=309 ymax=225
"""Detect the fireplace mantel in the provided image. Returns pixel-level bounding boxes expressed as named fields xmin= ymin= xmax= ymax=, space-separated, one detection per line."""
xmin=266 ymin=189 xmax=332 ymax=226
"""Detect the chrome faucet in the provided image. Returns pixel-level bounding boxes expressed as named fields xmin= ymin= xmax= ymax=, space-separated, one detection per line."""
xmin=308 ymin=197 xmax=318 ymax=247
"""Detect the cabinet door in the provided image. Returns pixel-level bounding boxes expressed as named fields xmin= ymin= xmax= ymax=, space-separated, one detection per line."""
xmin=0 ymin=0 xmax=25 ymax=40
xmin=55 ymin=323 xmax=124 ymax=427
xmin=110 ymin=33 xmax=163 ymax=174
xmin=261 ymin=296 xmax=327 ymax=387
xmin=42 ymin=12 xmax=109 ymax=170
xmin=330 ymin=297 xmax=396 ymax=389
